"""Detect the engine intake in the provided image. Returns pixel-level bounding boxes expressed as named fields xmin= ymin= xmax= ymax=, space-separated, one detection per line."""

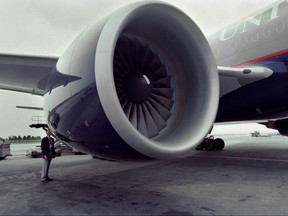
xmin=113 ymin=35 xmax=174 ymax=139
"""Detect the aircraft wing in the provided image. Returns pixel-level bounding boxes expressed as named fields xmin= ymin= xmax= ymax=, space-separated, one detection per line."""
xmin=0 ymin=54 xmax=58 ymax=96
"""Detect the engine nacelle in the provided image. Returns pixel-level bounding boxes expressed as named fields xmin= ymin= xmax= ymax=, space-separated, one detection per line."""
xmin=44 ymin=1 xmax=219 ymax=160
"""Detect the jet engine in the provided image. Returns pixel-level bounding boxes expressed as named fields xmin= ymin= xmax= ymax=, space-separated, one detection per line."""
xmin=43 ymin=1 xmax=219 ymax=160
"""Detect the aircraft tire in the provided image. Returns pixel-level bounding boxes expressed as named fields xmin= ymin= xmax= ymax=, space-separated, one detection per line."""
xmin=214 ymin=138 xmax=225 ymax=150
xmin=204 ymin=139 xmax=215 ymax=151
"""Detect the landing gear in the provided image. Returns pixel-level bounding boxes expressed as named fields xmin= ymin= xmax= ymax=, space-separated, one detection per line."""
xmin=195 ymin=136 xmax=225 ymax=151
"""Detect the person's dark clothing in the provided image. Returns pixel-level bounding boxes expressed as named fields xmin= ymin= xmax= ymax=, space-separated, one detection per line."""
xmin=41 ymin=137 xmax=55 ymax=158
xmin=41 ymin=136 xmax=55 ymax=182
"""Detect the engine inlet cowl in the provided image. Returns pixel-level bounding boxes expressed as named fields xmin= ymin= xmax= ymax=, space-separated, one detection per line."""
xmin=96 ymin=1 xmax=219 ymax=159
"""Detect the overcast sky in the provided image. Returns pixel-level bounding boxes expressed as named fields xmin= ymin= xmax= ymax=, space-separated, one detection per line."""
xmin=0 ymin=0 xmax=278 ymax=138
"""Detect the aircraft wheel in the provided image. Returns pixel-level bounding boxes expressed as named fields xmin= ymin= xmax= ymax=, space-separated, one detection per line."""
xmin=214 ymin=138 xmax=225 ymax=150
xmin=204 ymin=139 xmax=215 ymax=151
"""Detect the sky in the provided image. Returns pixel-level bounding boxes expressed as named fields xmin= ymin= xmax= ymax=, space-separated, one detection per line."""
xmin=0 ymin=0 xmax=278 ymax=138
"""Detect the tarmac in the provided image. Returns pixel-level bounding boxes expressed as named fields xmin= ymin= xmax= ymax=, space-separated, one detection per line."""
xmin=1 ymin=134 xmax=288 ymax=215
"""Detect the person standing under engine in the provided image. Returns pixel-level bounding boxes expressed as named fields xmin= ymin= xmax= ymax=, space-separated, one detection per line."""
xmin=41 ymin=129 xmax=55 ymax=183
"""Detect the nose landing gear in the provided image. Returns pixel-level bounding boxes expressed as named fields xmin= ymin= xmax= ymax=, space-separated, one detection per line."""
xmin=195 ymin=136 xmax=225 ymax=151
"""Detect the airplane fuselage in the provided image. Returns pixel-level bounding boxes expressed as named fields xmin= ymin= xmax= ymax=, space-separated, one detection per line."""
xmin=210 ymin=0 xmax=288 ymax=123
xmin=210 ymin=0 xmax=288 ymax=66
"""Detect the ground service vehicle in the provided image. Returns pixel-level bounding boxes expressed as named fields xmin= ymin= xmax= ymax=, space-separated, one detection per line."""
xmin=0 ymin=142 xmax=10 ymax=160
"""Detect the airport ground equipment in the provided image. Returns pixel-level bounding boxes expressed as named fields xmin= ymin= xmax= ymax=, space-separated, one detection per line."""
xmin=0 ymin=142 xmax=10 ymax=160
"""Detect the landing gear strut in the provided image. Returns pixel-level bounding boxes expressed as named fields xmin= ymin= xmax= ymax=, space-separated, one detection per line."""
xmin=195 ymin=136 xmax=225 ymax=151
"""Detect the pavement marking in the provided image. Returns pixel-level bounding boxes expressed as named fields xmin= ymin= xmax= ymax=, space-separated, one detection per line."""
xmin=191 ymin=154 xmax=288 ymax=163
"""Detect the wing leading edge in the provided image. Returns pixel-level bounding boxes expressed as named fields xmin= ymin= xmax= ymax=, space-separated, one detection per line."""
xmin=0 ymin=54 xmax=58 ymax=96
